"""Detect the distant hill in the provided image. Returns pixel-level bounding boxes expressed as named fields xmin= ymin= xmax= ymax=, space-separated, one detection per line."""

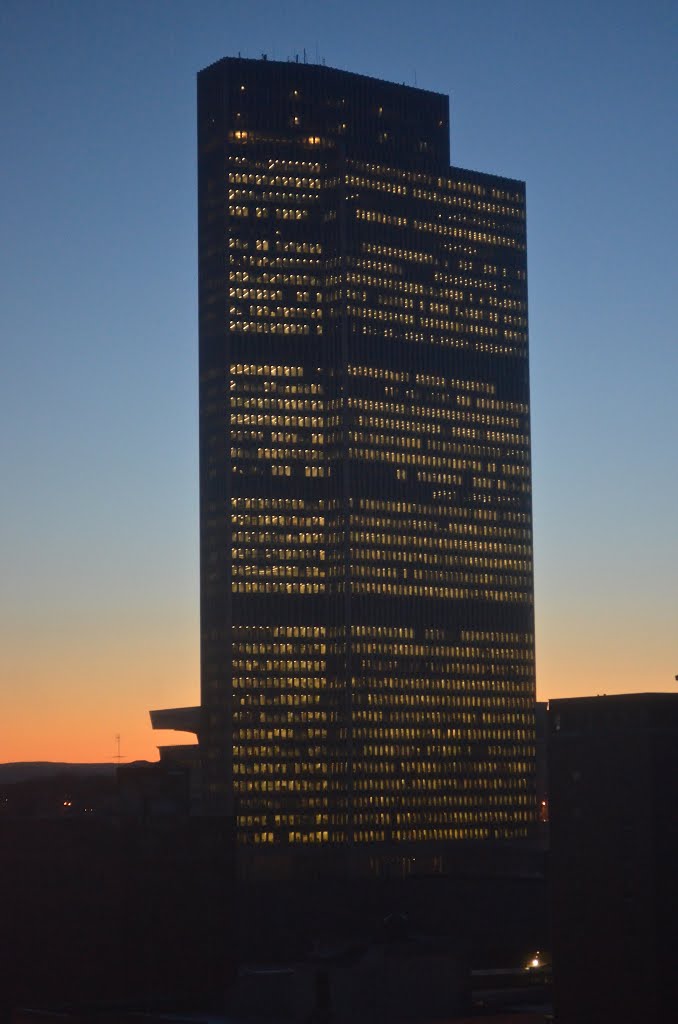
xmin=0 ymin=762 xmax=117 ymax=783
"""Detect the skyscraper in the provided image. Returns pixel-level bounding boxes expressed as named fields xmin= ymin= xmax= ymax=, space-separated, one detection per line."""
xmin=197 ymin=56 xmax=535 ymax=871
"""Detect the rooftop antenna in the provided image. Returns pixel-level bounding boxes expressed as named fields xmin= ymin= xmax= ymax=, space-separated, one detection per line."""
xmin=303 ymin=47 xmax=307 ymax=64
xmin=111 ymin=733 xmax=125 ymax=764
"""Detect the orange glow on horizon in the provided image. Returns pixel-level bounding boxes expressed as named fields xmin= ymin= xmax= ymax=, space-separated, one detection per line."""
xmin=0 ymin=604 xmax=200 ymax=765
xmin=1 ymin=591 xmax=674 ymax=764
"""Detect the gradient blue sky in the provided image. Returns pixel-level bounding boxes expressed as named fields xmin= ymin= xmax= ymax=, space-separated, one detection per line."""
xmin=1 ymin=0 xmax=676 ymax=762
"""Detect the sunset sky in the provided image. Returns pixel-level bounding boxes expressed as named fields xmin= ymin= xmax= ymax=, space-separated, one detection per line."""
xmin=1 ymin=0 xmax=676 ymax=763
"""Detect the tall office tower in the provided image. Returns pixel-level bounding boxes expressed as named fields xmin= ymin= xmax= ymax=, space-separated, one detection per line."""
xmin=198 ymin=57 xmax=535 ymax=871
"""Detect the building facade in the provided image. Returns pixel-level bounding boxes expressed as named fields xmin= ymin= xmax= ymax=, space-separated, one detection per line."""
xmin=197 ymin=57 xmax=536 ymax=864
xmin=548 ymin=694 xmax=678 ymax=1024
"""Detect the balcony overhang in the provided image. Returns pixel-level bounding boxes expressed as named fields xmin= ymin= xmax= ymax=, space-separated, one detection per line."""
xmin=149 ymin=706 xmax=200 ymax=736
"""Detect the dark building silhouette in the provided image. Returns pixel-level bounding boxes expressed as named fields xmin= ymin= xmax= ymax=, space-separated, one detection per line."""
xmin=548 ymin=693 xmax=678 ymax=1023
xmin=0 ymin=766 xmax=234 ymax=1024
xmin=197 ymin=56 xmax=536 ymax=873
xmin=535 ymin=700 xmax=549 ymax=830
